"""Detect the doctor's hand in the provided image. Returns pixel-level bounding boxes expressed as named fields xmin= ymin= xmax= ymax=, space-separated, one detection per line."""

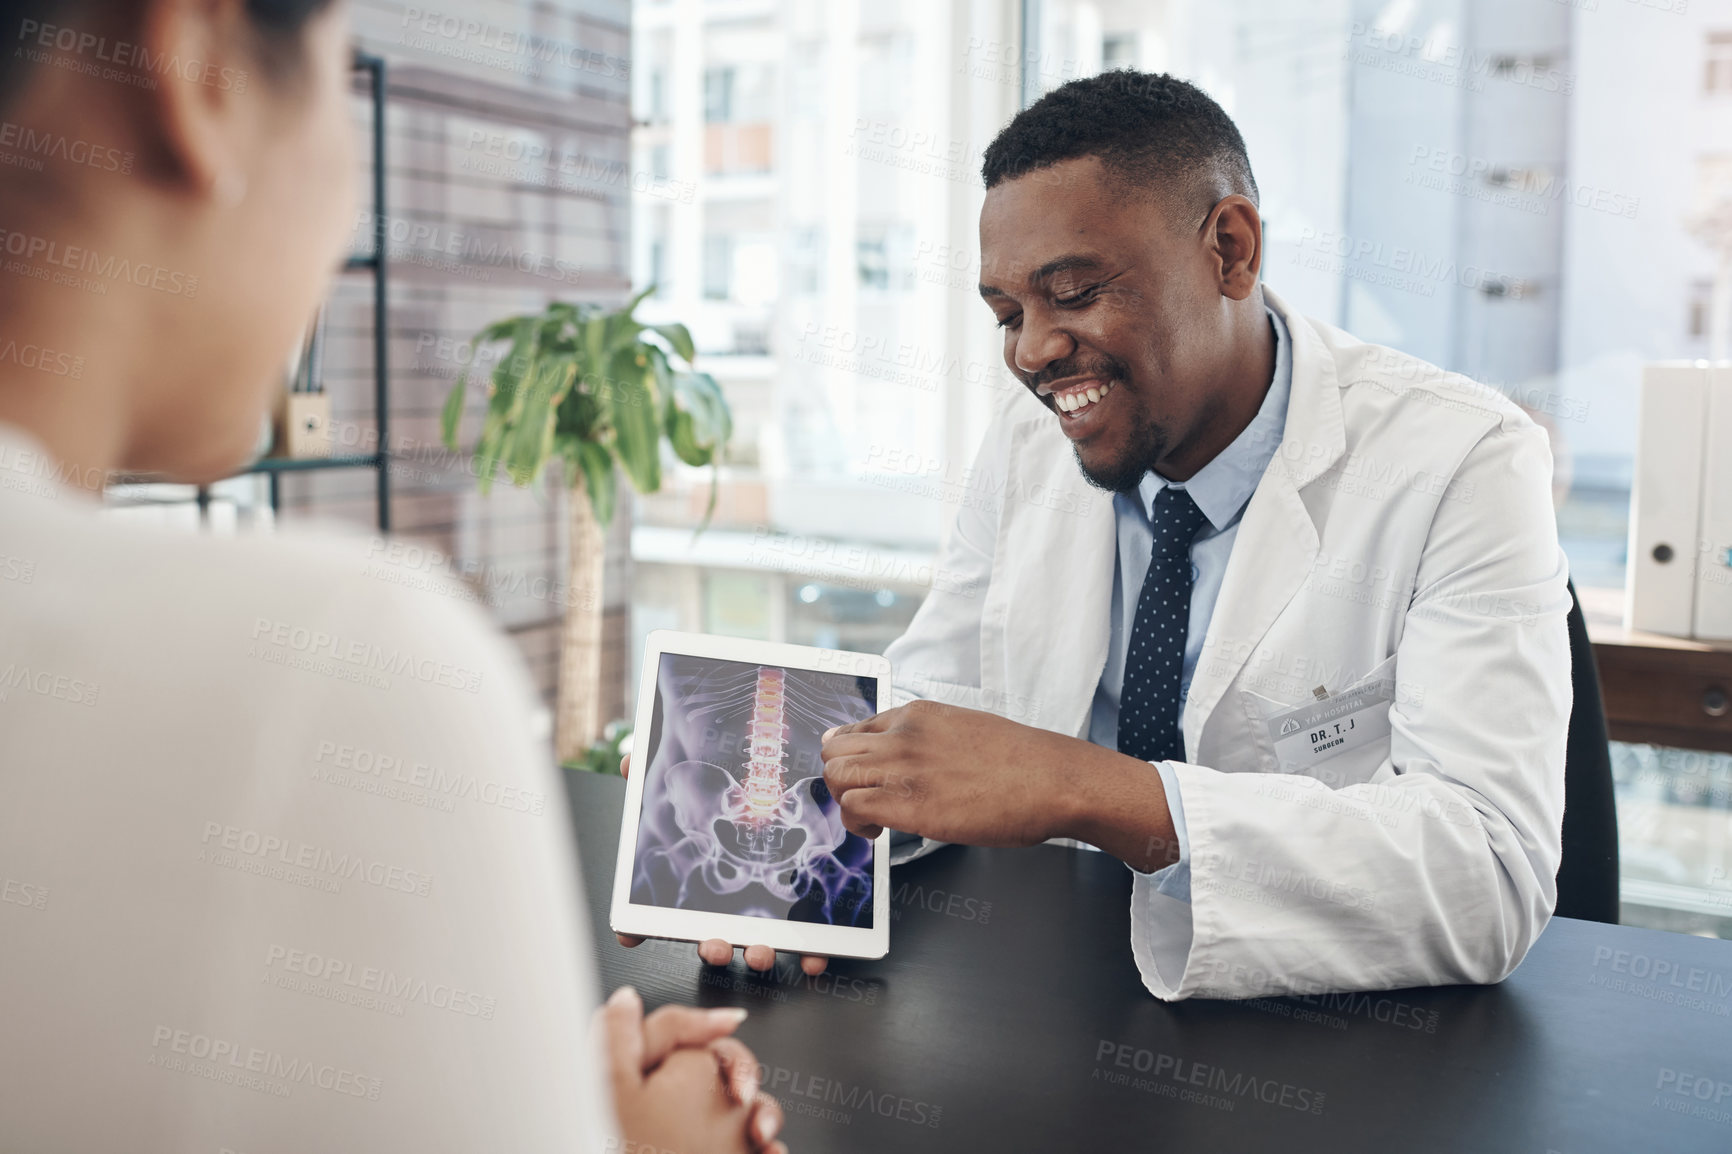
xmin=612 ymin=753 xmax=831 ymax=977
xmin=820 ymin=700 xmax=1086 ymax=847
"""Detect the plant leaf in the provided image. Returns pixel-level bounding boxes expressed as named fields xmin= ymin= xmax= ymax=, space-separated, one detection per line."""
xmin=621 ymin=283 xmax=655 ymax=320
xmin=648 ymin=322 xmax=696 ymax=365
xmin=440 ymin=371 xmax=467 ymax=450
xmin=555 ymin=372 xmax=602 ymax=443
xmin=698 ymin=464 xmax=720 ymax=532
xmin=503 ymin=355 xmax=567 ymax=487
xmin=574 ymin=439 xmax=616 ymax=525
xmin=639 ymin=342 xmax=673 ymax=432
xmin=459 ymin=296 xmax=732 ymax=527
xmin=605 ymin=346 xmax=660 ymax=493
xmin=474 ymin=404 xmax=506 ymax=494
xmin=664 ymin=407 xmax=706 ymax=467
xmin=665 ymin=371 xmax=732 ymax=464
xmin=583 ymin=313 xmax=607 ymax=379
xmin=603 ymin=310 xmax=643 ymax=356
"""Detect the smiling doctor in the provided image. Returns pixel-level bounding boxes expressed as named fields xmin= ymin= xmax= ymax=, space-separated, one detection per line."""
xmin=815 ymin=71 xmax=1574 ymax=1001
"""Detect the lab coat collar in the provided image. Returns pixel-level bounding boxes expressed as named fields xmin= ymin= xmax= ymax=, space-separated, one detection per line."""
xmin=997 ymin=288 xmax=1346 ymax=744
xmin=1142 ymin=304 xmax=1294 ymax=534
xmin=1178 ymin=286 xmax=1343 ymax=754
xmin=986 ymin=413 xmax=1118 ymax=736
xmin=1263 ymin=285 xmax=1346 ymax=488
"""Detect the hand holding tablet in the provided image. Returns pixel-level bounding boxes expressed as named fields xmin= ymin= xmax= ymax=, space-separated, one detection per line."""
xmin=610 ymin=632 xmax=893 ymax=966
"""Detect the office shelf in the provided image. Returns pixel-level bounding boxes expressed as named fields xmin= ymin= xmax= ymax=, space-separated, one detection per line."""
xmin=111 ymin=454 xmax=383 ymax=489
xmin=220 ymin=50 xmax=392 ymax=531
xmin=244 ymin=453 xmax=384 ymax=475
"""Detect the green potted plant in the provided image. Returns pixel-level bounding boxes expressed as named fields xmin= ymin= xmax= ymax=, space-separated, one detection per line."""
xmin=441 ymin=286 xmax=731 ymax=761
xmin=571 ymin=719 xmax=633 ymax=776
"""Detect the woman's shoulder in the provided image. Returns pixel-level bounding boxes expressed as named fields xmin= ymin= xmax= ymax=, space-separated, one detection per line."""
xmin=0 ymin=487 xmax=539 ymax=726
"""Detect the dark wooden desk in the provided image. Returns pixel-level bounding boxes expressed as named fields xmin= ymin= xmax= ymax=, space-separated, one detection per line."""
xmin=1580 ymin=585 xmax=1732 ymax=754
xmin=566 ymin=770 xmax=1732 ymax=1154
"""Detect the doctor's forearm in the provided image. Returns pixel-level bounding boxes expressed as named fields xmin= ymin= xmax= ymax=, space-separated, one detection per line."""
xmin=1054 ymin=746 xmax=1181 ymax=874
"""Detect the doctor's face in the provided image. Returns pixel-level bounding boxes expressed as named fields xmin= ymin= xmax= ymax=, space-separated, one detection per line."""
xmin=978 ymin=155 xmax=1246 ymax=491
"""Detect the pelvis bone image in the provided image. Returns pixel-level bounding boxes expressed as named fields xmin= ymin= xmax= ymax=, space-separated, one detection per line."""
xmin=631 ymin=653 xmax=879 ymax=926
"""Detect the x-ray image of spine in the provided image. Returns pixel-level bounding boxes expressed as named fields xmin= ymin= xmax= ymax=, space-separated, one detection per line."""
xmin=738 ymin=667 xmax=792 ymax=853
xmin=632 ymin=654 xmax=877 ymax=926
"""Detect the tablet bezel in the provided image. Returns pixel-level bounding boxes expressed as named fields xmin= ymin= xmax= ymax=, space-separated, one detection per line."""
xmin=608 ymin=629 xmax=892 ymax=960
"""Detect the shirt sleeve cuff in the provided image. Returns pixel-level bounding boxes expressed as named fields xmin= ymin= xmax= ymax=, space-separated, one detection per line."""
xmin=889 ymin=828 xmax=947 ymax=866
xmin=1141 ymin=760 xmax=1191 ymax=903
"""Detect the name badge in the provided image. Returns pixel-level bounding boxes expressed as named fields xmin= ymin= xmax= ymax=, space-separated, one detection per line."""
xmin=1264 ymin=677 xmax=1395 ymax=772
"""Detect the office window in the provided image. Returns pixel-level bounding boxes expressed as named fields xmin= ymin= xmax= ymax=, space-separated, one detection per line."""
xmin=1613 ymin=743 xmax=1732 ymax=939
xmin=704 ymin=571 xmax=773 ymax=638
xmin=733 ymin=323 xmax=770 ymax=356
xmin=1102 ymin=32 xmax=1137 ymax=71
xmin=703 ymin=63 xmax=775 ymax=174
xmin=704 ymin=66 xmax=734 ymax=122
xmin=648 ymin=238 xmax=666 ymax=299
xmin=856 ymin=223 xmax=917 ymax=293
xmin=1488 ymin=53 xmax=1557 ymax=80
xmin=787 ymin=583 xmax=921 ymax=653
xmin=789 ymin=226 xmax=823 ymax=296
xmin=703 ymin=233 xmax=734 ymax=300
xmin=704 ymin=63 xmax=775 ymax=125
xmin=858 ymin=33 xmax=914 ymax=117
xmin=1486 ymin=164 xmax=1551 ymax=194
xmin=857 ymin=234 xmax=889 ymax=290
xmin=1478 ymin=275 xmax=1536 ymax=300
xmin=1708 ymin=32 xmax=1732 ymax=93
xmin=621 ymin=0 xmax=1732 ymax=950
xmin=1694 ymin=153 xmax=1732 ymax=216
xmin=1689 ymin=280 xmax=1713 ymax=340
xmin=788 ymin=49 xmax=824 ymax=118
xmin=731 ymin=238 xmax=778 ymax=307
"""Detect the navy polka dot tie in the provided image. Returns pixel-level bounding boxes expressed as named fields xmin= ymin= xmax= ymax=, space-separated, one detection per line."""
xmin=1118 ymin=485 xmax=1209 ymax=763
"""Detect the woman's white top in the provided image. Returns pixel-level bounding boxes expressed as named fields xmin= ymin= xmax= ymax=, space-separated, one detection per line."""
xmin=0 ymin=423 xmax=618 ymax=1153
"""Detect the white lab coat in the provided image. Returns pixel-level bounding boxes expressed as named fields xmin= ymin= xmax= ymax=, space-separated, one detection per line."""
xmin=884 ymin=288 xmax=1573 ymax=1000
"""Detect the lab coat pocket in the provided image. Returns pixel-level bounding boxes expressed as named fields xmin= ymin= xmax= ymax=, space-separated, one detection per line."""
xmin=1239 ymin=654 xmax=1397 ymax=786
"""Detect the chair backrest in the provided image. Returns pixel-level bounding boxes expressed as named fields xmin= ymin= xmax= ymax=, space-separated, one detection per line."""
xmin=1555 ymin=578 xmax=1620 ymax=924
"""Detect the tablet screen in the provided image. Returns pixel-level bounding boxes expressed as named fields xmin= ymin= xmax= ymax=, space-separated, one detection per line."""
xmin=630 ymin=653 xmax=879 ymax=927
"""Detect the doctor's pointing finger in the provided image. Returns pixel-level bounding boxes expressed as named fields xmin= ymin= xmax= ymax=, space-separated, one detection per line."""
xmin=820 ymin=701 xmax=1182 ymax=874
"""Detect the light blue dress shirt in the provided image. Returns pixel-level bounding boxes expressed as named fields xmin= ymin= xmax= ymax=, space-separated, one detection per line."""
xmin=1086 ymin=306 xmax=1293 ymax=901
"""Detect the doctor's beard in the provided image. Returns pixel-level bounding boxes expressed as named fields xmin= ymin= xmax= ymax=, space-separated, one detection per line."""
xmin=1074 ymin=415 xmax=1167 ymax=494
xmin=1072 ymin=381 xmax=1169 ymax=495
xmin=1027 ymin=352 xmax=1167 ymax=494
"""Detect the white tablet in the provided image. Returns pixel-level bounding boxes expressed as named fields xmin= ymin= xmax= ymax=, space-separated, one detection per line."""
xmin=609 ymin=630 xmax=892 ymax=960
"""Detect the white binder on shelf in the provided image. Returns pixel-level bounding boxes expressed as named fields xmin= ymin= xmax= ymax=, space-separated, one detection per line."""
xmin=1626 ymin=363 xmax=1707 ymax=637
xmin=1695 ymin=364 xmax=1732 ymax=640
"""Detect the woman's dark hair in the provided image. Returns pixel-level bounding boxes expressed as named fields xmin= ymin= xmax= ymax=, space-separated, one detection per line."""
xmin=1 ymin=0 xmax=336 ymax=107
xmin=242 ymin=0 xmax=341 ymax=80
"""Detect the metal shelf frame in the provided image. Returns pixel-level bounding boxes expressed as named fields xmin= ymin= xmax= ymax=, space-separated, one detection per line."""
xmin=203 ymin=50 xmax=391 ymax=531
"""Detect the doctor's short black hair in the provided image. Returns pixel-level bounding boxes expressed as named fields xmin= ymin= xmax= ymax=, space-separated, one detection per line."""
xmin=981 ymin=70 xmax=1259 ymax=224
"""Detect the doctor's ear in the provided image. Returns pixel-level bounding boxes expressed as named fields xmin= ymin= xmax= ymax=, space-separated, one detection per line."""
xmin=1201 ymin=194 xmax=1263 ymax=302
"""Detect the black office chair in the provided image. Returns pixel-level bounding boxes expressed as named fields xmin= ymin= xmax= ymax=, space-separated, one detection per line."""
xmin=1554 ymin=578 xmax=1620 ymax=924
